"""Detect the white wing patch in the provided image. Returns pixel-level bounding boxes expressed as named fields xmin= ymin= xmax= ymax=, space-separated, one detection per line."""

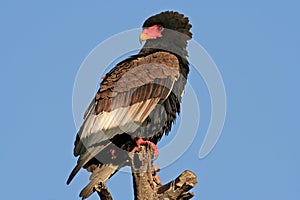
xmin=80 ymin=98 xmax=160 ymax=141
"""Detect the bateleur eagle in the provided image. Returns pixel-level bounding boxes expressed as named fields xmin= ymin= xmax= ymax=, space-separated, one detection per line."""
xmin=67 ymin=11 xmax=192 ymax=199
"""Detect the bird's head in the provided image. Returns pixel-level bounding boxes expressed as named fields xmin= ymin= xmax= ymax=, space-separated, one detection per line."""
xmin=139 ymin=11 xmax=192 ymax=56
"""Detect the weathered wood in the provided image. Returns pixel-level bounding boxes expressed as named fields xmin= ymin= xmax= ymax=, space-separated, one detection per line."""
xmin=81 ymin=145 xmax=197 ymax=200
xmin=131 ymin=145 xmax=159 ymax=200
xmin=95 ymin=182 xmax=113 ymax=200
xmin=130 ymin=145 xmax=198 ymax=200
xmin=157 ymin=170 xmax=197 ymax=200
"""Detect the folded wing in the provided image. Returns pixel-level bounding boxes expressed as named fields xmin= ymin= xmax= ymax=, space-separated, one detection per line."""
xmin=67 ymin=51 xmax=180 ymax=184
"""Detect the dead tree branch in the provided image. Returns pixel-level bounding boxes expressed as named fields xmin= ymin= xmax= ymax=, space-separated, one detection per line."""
xmin=95 ymin=182 xmax=113 ymax=200
xmin=80 ymin=145 xmax=197 ymax=200
xmin=156 ymin=170 xmax=197 ymax=199
xmin=130 ymin=145 xmax=197 ymax=200
xmin=131 ymin=145 xmax=159 ymax=200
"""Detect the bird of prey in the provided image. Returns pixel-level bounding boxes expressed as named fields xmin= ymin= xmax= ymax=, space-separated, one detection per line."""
xmin=67 ymin=11 xmax=192 ymax=199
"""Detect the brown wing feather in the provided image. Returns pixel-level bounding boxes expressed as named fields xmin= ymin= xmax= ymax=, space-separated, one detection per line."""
xmin=73 ymin=51 xmax=179 ymax=157
xmin=81 ymin=52 xmax=178 ymax=136
xmin=95 ymin=52 xmax=179 ymax=112
xmin=68 ymin=51 xmax=180 ymax=184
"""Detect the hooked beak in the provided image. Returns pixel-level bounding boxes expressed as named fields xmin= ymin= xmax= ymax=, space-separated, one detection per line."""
xmin=139 ymin=32 xmax=149 ymax=44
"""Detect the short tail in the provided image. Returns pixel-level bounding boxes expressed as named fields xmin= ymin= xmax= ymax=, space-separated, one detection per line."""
xmin=80 ymin=164 xmax=119 ymax=199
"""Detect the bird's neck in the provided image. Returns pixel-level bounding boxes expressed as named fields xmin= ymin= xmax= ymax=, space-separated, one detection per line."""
xmin=139 ymin=40 xmax=190 ymax=79
xmin=139 ymin=40 xmax=188 ymax=59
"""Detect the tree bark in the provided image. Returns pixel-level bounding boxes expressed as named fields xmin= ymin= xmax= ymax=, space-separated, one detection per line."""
xmin=92 ymin=145 xmax=198 ymax=200
xmin=130 ymin=145 xmax=159 ymax=200
xmin=95 ymin=182 xmax=113 ymax=200
xmin=130 ymin=145 xmax=197 ymax=200
xmin=156 ymin=170 xmax=197 ymax=199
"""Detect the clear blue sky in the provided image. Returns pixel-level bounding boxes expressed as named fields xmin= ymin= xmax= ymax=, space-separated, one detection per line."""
xmin=1 ymin=0 xmax=299 ymax=199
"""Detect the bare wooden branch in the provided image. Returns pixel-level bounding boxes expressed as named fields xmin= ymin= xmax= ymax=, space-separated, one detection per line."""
xmin=95 ymin=182 xmax=113 ymax=200
xmin=130 ymin=145 xmax=198 ymax=200
xmin=157 ymin=170 xmax=197 ymax=200
xmin=79 ymin=145 xmax=197 ymax=200
xmin=131 ymin=145 xmax=159 ymax=200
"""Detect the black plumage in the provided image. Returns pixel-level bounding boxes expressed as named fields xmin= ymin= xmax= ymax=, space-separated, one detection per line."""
xmin=67 ymin=11 xmax=192 ymax=199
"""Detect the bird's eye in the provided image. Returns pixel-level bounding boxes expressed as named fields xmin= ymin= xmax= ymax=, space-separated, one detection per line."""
xmin=157 ymin=25 xmax=163 ymax=31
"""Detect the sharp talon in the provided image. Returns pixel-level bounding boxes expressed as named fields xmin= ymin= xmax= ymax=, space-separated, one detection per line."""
xmin=131 ymin=138 xmax=159 ymax=157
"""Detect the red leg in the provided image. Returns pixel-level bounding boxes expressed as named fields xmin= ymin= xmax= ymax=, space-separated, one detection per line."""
xmin=131 ymin=138 xmax=159 ymax=157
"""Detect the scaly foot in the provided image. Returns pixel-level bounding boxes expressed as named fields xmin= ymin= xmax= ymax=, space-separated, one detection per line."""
xmin=131 ymin=138 xmax=159 ymax=157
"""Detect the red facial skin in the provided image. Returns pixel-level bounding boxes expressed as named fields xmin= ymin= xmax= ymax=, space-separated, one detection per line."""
xmin=142 ymin=25 xmax=164 ymax=40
